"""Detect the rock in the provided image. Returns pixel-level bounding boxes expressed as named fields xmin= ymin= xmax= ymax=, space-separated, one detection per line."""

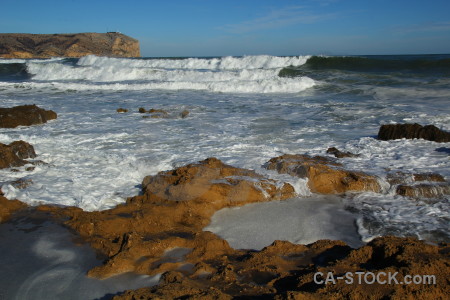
xmin=0 ymin=32 xmax=140 ymax=58
xmin=180 ymin=110 xmax=190 ymax=118
xmin=387 ymin=171 xmax=446 ymax=185
xmin=0 ymin=141 xmax=36 ymax=169
xmin=48 ymin=158 xmax=294 ymax=279
xmin=288 ymin=236 xmax=450 ymax=300
xmin=386 ymin=171 xmax=449 ymax=198
xmin=0 ymin=104 xmax=57 ymax=128
xmin=8 ymin=140 xmax=37 ymax=159
xmin=138 ymin=107 xmax=147 ymax=113
xmin=142 ymin=157 xmax=295 ymax=204
xmin=0 ymin=193 xmax=27 ymax=223
xmin=413 ymin=173 xmax=446 ymax=182
xmin=116 ymin=108 xmax=128 ymax=113
xmin=10 ymin=178 xmax=33 ymax=189
xmin=111 ymin=236 xmax=449 ymax=300
xmin=265 ymin=154 xmax=381 ymax=194
xmin=378 ymin=123 xmax=450 ymax=142
xmin=148 ymin=108 xmax=169 ymax=118
xmin=326 ymin=147 xmax=359 ymax=158
xmin=396 ymin=183 xmax=450 ymax=198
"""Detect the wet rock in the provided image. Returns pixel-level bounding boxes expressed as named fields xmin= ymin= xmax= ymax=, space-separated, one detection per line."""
xmin=0 ymin=141 xmax=36 ymax=169
xmin=387 ymin=171 xmax=446 ymax=185
xmin=112 ymin=236 xmax=449 ymax=300
xmin=378 ymin=123 xmax=450 ymax=142
xmin=10 ymin=178 xmax=33 ymax=189
xmin=413 ymin=173 xmax=446 ymax=182
xmin=180 ymin=110 xmax=190 ymax=118
xmin=138 ymin=107 xmax=147 ymax=113
xmin=142 ymin=157 xmax=295 ymax=204
xmin=326 ymin=147 xmax=359 ymax=158
xmin=48 ymin=158 xmax=294 ymax=279
xmin=29 ymin=158 xmax=448 ymax=299
xmin=265 ymin=154 xmax=380 ymax=194
xmin=148 ymin=108 xmax=169 ymax=118
xmin=288 ymin=236 xmax=449 ymax=300
xmin=116 ymin=108 xmax=128 ymax=113
xmin=8 ymin=140 xmax=37 ymax=159
xmin=0 ymin=104 xmax=57 ymax=128
xmin=396 ymin=183 xmax=450 ymax=198
xmin=0 ymin=193 xmax=27 ymax=223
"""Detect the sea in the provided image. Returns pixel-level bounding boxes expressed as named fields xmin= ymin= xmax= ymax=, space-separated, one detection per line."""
xmin=1 ymin=54 xmax=449 ymax=248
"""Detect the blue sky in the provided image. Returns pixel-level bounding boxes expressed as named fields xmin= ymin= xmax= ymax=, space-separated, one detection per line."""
xmin=2 ymin=0 xmax=450 ymax=56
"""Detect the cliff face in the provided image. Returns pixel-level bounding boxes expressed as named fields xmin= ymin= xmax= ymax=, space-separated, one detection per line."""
xmin=0 ymin=32 xmax=140 ymax=58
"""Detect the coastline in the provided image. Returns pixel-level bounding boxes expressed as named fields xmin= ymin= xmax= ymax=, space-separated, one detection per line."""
xmin=1 ymin=54 xmax=449 ymax=298
xmin=1 ymin=148 xmax=449 ymax=298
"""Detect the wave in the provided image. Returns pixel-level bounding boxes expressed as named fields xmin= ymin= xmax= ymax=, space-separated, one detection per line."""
xmin=279 ymin=55 xmax=450 ymax=77
xmin=77 ymin=55 xmax=310 ymax=70
xmin=17 ymin=55 xmax=315 ymax=93
xmin=0 ymin=63 xmax=28 ymax=80
xmin=0 ymin=76 xmax=316 ymax=93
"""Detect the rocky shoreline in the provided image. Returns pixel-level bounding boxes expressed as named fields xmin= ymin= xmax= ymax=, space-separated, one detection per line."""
xmin=1 ymin=105 xmax=449 ymax=299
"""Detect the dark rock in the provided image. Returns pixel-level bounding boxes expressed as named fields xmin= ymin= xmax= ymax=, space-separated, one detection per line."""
xmin=8 ymin=140 xmax=37 ymax=159
xmin=180 ymin=110 xmax=190 ymax=118
xmin=326 ymin=147 xmax=359 ymax=158
xmin=378 ymin=123 xmax=450 ymax=142
xmin=138 ymin=107 xmax=147 ymax=113
xmin=0 ymin=141 xmax=36 ymax=169
xmin=387 ymin=171 xmax=446 ymax=185
xmin=10 ymin=178 xmax=33 ymax=189
xmin=396 ymin=183 xmax=450 ymax=198
xmin=0 ymin=104 xmax=57 ymax=128
xmin=413 ymin=173 xmax=446 ymax=182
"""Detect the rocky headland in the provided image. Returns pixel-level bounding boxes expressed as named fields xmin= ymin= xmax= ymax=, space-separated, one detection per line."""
xmin=0 ymin=32 xmax=140 ymax=58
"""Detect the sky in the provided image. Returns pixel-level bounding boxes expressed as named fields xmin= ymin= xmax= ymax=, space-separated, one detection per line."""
xmin=1 ymin=0 xmax=450 ymax=57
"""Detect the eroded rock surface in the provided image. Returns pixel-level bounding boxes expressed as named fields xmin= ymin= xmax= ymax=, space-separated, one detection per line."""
xmin=265 ymin=154 xmax=381 ymax=194
xmin=113 ymin=236 xmax=449 ymax=300
xmin=0 ymin=33 xmax=140 ymax=58
xmin=0 ymin=104 xmax=57 ymax=128
xmin=378 ymin=123 xmax=450 ymax=142
xmin=387 ymin=171 xmax=450 ymax=198
xmin=43 ymin=158 xmax=295 ymax=279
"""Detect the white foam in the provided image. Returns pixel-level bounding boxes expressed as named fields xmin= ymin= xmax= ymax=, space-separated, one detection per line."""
xmin=23 ymin=55 xmax=314 ymax=94
xmin=77 ymin=55 xmax=310 ymax=70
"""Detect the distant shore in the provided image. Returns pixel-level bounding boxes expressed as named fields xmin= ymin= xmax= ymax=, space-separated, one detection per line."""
xmin=0 ymin=32 xmax=140 ymax=58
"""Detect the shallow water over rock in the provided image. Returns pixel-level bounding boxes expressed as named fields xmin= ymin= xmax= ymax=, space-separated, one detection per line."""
xmin=0 ymin=211 xmax=159 ymax=300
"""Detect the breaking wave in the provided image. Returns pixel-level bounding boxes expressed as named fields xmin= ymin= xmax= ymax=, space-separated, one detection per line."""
xmin=19 ymin=55 xmax=314 ymax=93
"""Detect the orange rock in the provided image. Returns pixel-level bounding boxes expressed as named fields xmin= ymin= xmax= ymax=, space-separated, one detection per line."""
xmin=0 ymin=193 xmax=27 ymax=223
xmin=0 ymin=33 xmax=140 ymax=58
xmin=265 ymin=154 xmax=381 ymax=194
xmin=47 ymin=158 xmax=295 ymax=279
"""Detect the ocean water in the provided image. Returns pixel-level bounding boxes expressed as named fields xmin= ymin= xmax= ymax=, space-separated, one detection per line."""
xmin=0 ymin=54 xmax=449 ymax=247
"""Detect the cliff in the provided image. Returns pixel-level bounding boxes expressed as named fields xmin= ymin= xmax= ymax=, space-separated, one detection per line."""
xmin=0 ymin=32 xmax=140 ymax=58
